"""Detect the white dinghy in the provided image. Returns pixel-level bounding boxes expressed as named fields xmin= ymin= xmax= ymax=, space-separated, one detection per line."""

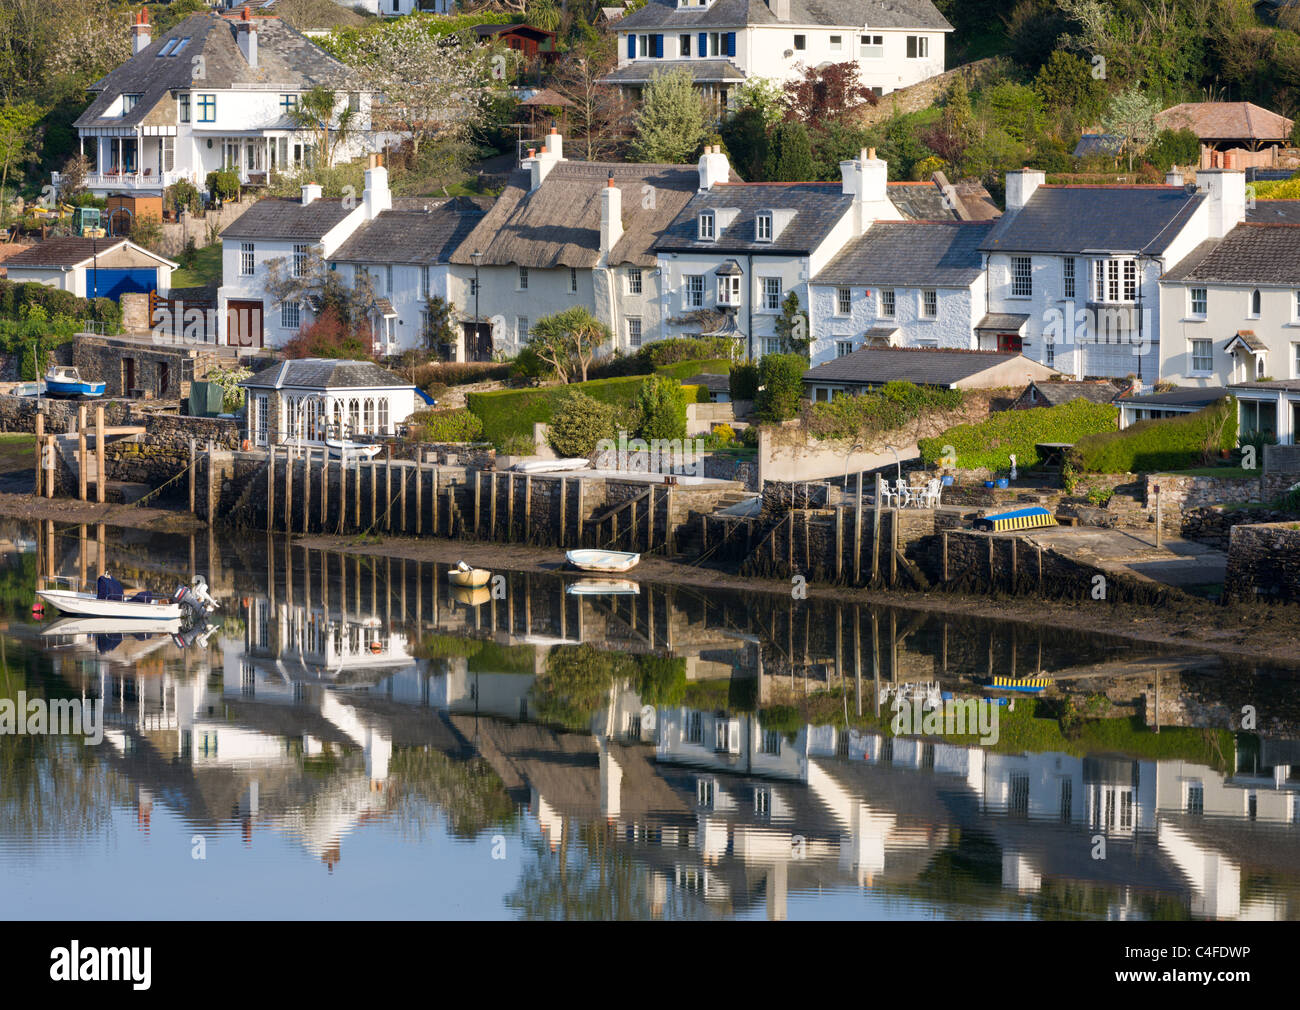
xmin=565 ymin=549 xmax=640 ymax=573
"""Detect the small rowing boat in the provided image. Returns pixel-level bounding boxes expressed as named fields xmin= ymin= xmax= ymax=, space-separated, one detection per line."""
xmin=513 ymin=458 xmax=590 ymax=473
xmin=565 ymin=549 xmax=640 ymax=573
xmin=448 ymin=561 xmax=491 ymax=588
xmin=326 ymin=438 xmax=382 ymax=460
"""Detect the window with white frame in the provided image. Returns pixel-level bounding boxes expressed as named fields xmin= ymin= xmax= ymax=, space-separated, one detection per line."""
xmin=240 ymin=242 xmax=254 ymax=276
xmin=1294 ymin=342 xmax=1300 ymax=377
xmin=1185 ymin=782 xmax=1204 ymax=815
xmin=922 ymin=289 xmax=937 ymax=318
xmin=719 ymin=274 xmax=741 ymax=305
xmin=906 ymin=35 xmax=929 ymax=58
xmin=860 ymin=33 xmax=883 ymax=57
xmin=518 ymin=266 xmax=528 ymax=290
xmin=763 ymin=337 xmax=783 ymax=355
xmin=468 ymin=276 xmax=478 ymax=297
xmin=1094 ymin=257 xmax=1137 ymax=302
xmin=1045 ymin=338 xmax=1055 ymax=368
xmin=418 ymin=264 xmax=430 ymax=299
xmin=569 ymin=267 xmax=578 ymax=293
xmin=836 ymin=287 xmax=851 ymax=315
xmin=627 ymin=266 xmax=642 ymax=294
xmin=517 ymin=316 xmax=529 ymax=341
xmin=679 ymin=33 xmax=691 ymax=56
xmin=879 ymin=288 xmax=895 ymax=318
xmin=686 ymin=710 xmax=703 ymax=744
xmin=829 ymin=34 xmax=843 ymax=52
xmin=280 ymin=300 xmax=300 ymax=330
xmin=763 ymin=277 xmax=781 ymax=310
xmin=756 ymin=212 xmax=773 ymax=242
xmin=178 ymin=93 xmax=190 ymax=122
xmin=1063 ymin=257 xmax=1075 ymax=299
xmin=1190 ymin=287 xmax=1207 ymax=317
xmin=1191 ymin=338 xmax=1213 ymax=372
xmin=793 ymin=34 xmax=806 ymax=50
xmin=1011 ymin=256 xmax=1032 ymax=298
xmin=627 ymin=316 xmax=642 ymax=347
xmin=1250 ymin=288 xmax=1261 ymax=317
xmin=754 ymin=788 xmax=771 ymax=815
xmin=836 ymin=340 xmax=853 ymax=357
xmin=254 ymin=394 xmax=268 ymax=446
xmin=698 ymin=211 xmax=715 ymax=240
xmin=685 ymin=274 xmax=703 ymax=308
xmin=762 ymin=730 xmax=782 ymax=756
xmin=292 ymin=243 xmax=309 ymax=278
xmin=637 ymin=34 xmax=649 ymax=56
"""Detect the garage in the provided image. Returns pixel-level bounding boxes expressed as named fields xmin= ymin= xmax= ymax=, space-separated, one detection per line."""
xmin=88 ymin=266 xmax=158 ymax=300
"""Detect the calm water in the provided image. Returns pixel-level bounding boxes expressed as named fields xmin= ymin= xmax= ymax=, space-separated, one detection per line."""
xmin=1 ymin=518 xmax=1298 ymax=921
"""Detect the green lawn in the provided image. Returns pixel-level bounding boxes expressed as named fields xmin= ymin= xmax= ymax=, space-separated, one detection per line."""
xmin=169 ymin=243 xmax=223 ymax=289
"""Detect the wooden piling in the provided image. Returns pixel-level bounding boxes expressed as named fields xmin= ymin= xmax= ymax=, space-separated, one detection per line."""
xmin=853 ymin=473 xmax=863 ymax=583
xmin=339 ymin=449 xmax=347 ymax=533
xmin=384 ymin=445 xmax=393 ymax=532
xmin=206 ymin=440 xmax=216 ymax=521
xmin=371 ymin=458 xmax=378 ymax=529
xmin=34 ymin=409 xmax=44 ymax=496
xmin=872 ymin=474 xmax=882 ymax=583
xmin=489 ymin=472 xmax=497 ymax=538
xmin=506 ymin=472 xmax=514 ymax=542
xmin=890 ymin=508 xmax=898 ymax=585
xmin=1010 ymin=536 xmax=1017 ymax=592
xmin=95 ymin=406 xmax=105 ymax=504
xmin=77 ymin=404 xmax=87 ymax=501
xmin=835 ymin=505 xmax=843 ymax=579
xmin=558 ymin=478 xmax=567 ymax=547
xmin=942 ymin=531 xmax=949 ymax=583
xmin=399 ymin=462 xmax=407 ymax=533
xmin=320 ymin=449 xmax=327 ymax=529
xmin=433 ymin=465 xmax=440 ymax=536
xmin=523 ymin=474 xmax=531 ymax=542
xmin=302 ymin=449 xmax=311 ymax=533
xmin=787 ymin=510 xmax=794 ymax=573
xmin=575 ymin=478 xmax=583 ymax=548
xmin=285 ymin=444 xmax=294 ymax=531
xmin=354 ymin=454 xmax=361 ymax=529
xmin=267 ymin=447 xmax=276 ymax=529
xmin=474 ymin=472 xmax=482 ymax=537
xmin=416 ymin=457 xmax=423 ymax=535
xmin=189 ymin=438 xmax=196 ymax=514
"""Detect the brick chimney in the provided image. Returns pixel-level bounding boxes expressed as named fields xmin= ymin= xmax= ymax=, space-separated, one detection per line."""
xmin=131 ymin=8 xmax=151 ymax=55
xmin=236 ymin=6 xmax=258 ymax=69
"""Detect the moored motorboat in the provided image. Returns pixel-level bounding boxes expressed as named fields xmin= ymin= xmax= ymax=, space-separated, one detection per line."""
xmin=566 ymin=578 xmax=640 ymax=596
xmin=43 ymin=365 xmax=105 ymax=398
xmin=40 ymin=615 xmax=181 ymax=636
xmin=448 ymin=561 xmax=491 ymax=588
xmin=565 ymin=549 xmax=640 ymax=573
xmin=36 ymin=574 xmax=219 ymax=624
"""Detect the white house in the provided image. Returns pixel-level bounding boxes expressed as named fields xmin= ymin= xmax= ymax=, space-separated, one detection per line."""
xmin=239 ymin=357 xmax=428 ymax=447
xmin=60 ymin=7 xmax=387 ymax=199
xmin=602 ymin=0 xmax=951 ymax=106
xmin=808 ymin=219 xmax=993 ymax=364
xmin=216 ymin=155 xmax=394 ymax=349
xmin=328 ymin=198 xmax=486 ymax=357
xmin=448 ymin=129 xmax=706 ymax=359
xmin=979 ymin=167 xmax=1248 ymax=383
xmin=2 ymin=237 xmax=176 ymax=299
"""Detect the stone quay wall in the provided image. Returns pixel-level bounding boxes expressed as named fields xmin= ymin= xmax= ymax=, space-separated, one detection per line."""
xmin=1224 ymin=522 xmax=1300 ymax=603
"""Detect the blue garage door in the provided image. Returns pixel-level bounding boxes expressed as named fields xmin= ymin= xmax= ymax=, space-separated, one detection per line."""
xmin=90 ymin=267 xmax=157 ymax=300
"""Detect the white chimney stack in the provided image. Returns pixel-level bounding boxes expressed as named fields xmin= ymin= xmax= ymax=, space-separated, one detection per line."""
xmin=525 ymin=130 xmax=566 ymax=192
xmin=364 ymin=153 xmax=391 ymax=220
xmin=1005 ymin=168 xmax=1045 ymax=213
xmin=698 ymin=144 xmax=729 ymax=191
xmin=131 ymin=7 xmax=151 ymax=55
xmin=1165 ymin=170 xmax=1184 ymax=187
xmin=301 ymin=183 xmax=322 ymax=205
xmin=769 ymin=0 xmax=790 ymax=20
xmin=600 ymin=175 xmax=623 ymax=256
xmin=236 ymin=6 xmax=258 ymax=69
xmin=1195 ymin=168 xmax=1247 ymax=238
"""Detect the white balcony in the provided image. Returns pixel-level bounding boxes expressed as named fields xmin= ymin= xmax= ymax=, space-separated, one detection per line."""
xmin=54 ymin=168 xmax=193 ymax=194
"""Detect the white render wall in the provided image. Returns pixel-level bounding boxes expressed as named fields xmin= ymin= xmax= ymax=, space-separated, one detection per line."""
xmin=808 ymin=281 xmax=981 ymax=365
xmin=1159 ymin=280 xmax=1300 ymax=385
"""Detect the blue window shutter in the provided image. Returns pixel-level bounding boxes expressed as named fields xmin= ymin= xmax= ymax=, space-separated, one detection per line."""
xmin=653 ymin=34 xmax=663 ymax=58
xmin=698 ymin=32 xmax=707 ymax=57
xmin=725 ymin=32 xmax=736 ymax=57
xmin=627 ymin=34 xmax=636 ymax=59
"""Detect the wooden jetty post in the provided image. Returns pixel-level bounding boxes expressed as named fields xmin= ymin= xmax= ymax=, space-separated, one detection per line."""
xmin=872 ymin=474 xmax=882 ymax=583
xmin=489 ymin=471 xmax=497 ymax=538
xmin=95 ymin=405 xmax=105 ymax=503
xmin=432 ymin=465 xmax=440 ymax=536
xmin=77 ymin=404 xmax=87 ymax=501
xmin=34 ymin=408 xmax=44 ymax=496
xmin=384 ymin=445 xmax=393 ymax=532
xmin=267 ymin=446 xmax=276 ymax=529
xmin=370 ymin=457 xmax=378 ymax=529
xmin=575 ymin=478 xmax=584 ymax=548
xmin=416 ymin=456 xmax=423 ymax=535
xmin=835 ymin=505 xmax=843 ymax=579
xmin=285 ymin=445 xmax=294 ymax=530
xmin=189 ymin=438 xmax=196 ymax=514
xmin=302 ymin=448 xmax=311 ymax=533
xmin=559 ymin=477 xmax=567 ymax=547
xmin=399 ymin=462 xmax=407 ymax=532
xmin=853 ymin=473 xmax=863 ymax=583
xmin=506 ymin=472 xmax=515 ymax=542
xmin=474 ymin=471 xmax=482 ymax=538
xmin=890 ymin=506 xmax=898 ymax=585
xmin=354 ymin=453 xmax=361 ymax=529
xmin=523 ymin=474 xmax=531 ymax=542
xmin=339 ymin=449 xmax=348 ymax=533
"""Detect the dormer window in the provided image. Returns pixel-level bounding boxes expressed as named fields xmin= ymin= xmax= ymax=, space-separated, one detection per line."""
xmin=698 ymin=211 xmax=716 ymax=241
xmin=756 ymin=212 xmax=773 ymax=242
xmin=122 ymin=94 xmax=141 ymax=114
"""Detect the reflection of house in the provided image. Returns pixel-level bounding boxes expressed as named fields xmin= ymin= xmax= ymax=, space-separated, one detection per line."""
xmin=62 ymin=9 xmax=387 ymax=199
xmin=240 ymin=357 xmax=428 ymax=447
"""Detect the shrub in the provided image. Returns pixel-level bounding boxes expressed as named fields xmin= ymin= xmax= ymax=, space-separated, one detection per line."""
xmin=409 ymin=360 xmax=511 ymax=390
xmin=509 ymin=344 xmax=555 ymax=383
xmin=547 ymin=390 xmax=618 ymax=458
xmin=806 ymin=381 xmax=963 ymax=442
xmin=919 ymin=399 xmax=1119 ymax=472
xmin=165 ymin=179 xmax=202 ymax=217
xmin=640 ymin=336 xmax=735 ymax=367
xmin=712 ymin=423 xmax=736 ymax=445
xmin=729 ymin=362 xmax=759 ymax=401
xmin=1068 ymin=397 xmax=1237 ymax=473
xmin=205 ymin=170 xmax=240 ymax=202
xmin=753 ymin=353 xmax=807 ymax=423
xmin=634 ymin=374 xmax=688 ymax=441
xmin=409 ymin=408 xmax=484 ymax=443
xmin=500 ymin=433 xmax=537 ymax=455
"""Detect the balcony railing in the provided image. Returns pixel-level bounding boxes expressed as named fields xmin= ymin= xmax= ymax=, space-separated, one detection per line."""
xmin=54 ymin=168 xmax=192 ymax=191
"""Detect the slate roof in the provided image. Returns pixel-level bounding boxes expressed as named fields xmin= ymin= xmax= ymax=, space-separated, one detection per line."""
xmin=1115 ymin=386 xmax=1229 ymax=407
xmin=1155 ymin=102 xmax=1293 ymax=142
xmin=1161 ymin=223 xmax=1300 ymax=286
xmin=655 ymin=183 xmax=854 ymax=255
xmin=975 ymin=312 xmax=1030 ymax=331
xmin=1248 ymin=199 xmax=1300 ymax=224
xmin=616 ymin=0 xmax=952 ymax=31
xmin=330 ymin=200 xmax=486 ymax=265
xmin=1226 ymin=330 xmax=1267 ymax=352
xmin=4 ymin=237 xmax=130 ymax=269
xmin=76 ymin=12 xmax=349 ymax=131
xmin=980 ymin=185 xmax=1205 ymax=255
xmin=220 ymin=197 xmax=354 ymax=241
xmin=600 ymin=60 xmax=746 ymax=83
xmin=803 ymin=347 xmax=1035 ymax=387
xmin=452 ymin=161 xmax=712 ymax=269
xmin=242 ymin=358 xmax=409 ymax=390
xmin=1025 ymin=379 xmax=1124 ymax=407
xmin=812 ymin=220 xmax=993 ymax=287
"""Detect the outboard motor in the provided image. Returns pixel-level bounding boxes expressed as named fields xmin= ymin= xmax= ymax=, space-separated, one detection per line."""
xmin=172 ymin=576 xmax=217 ymax=630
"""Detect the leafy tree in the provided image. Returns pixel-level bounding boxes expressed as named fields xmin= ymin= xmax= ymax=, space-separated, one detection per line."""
xmin=765 ymin=120 xmax=815 ymax=181
xmin=528 ymin=306 xmax=610 ymax=383
xmin=0 ymin=102 xmax=41 ymax=218
xmin=731 ymin=77 xmax=786 ymax=127
xmin=720 ymin=105 xmax=771 ymax=181
xmin=1033 ymin=50 xmax=1104 ymax=128
xmin=783 ymin=61 xmax=874 ymax=125
xmin=629 ymin=67 xmax=707 ymax=163
xmin=875 ymin=110 xmax=933 ymax=181
xmin=550 ymin=38 xmax=627 ymax=161
xmin=287 ymin=85 xmax=357 ymax=166
xmin=1102 ymin=85 xmax=1160 ymax=172
xmin=423 ymin=295 xmax=457 ymax=356
xmin=634 ymin=374 xmax=687 ymax=441
xmin=754 ymin=352 xmax=807 ymax=423
xmin=1145 ymin=128 xmax=1200 ymax=171
xmin=983 ymin=82 xmax=1044 ymax=144
xmin=547 ymin=390 xmax=618 ymax=458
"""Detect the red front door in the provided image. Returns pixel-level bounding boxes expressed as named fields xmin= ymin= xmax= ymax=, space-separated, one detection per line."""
xmin=997 ymin=333 xmax=1023 ymax=353
xmin=227 ymin=300 xmax=264 ymax=348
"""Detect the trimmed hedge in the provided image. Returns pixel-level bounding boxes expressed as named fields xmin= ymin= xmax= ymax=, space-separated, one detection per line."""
xmin=467 ymin=362 xmax=714 ymax=447
xmin=1068 ymin=397 xmax=1237 ymax=474
xmin=407 ymin=408 xmax=484 ymax=443
xmin=806 ymin=381 xmax=962 ymax=442
xmin=919 ymin=399 xmax=1119 ymax=472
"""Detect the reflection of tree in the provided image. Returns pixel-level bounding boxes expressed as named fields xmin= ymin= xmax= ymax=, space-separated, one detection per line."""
xmin=389 ymin=747 xmax=516 ymax=839
xmin=505 ymin=821 xmax=657 ymax=920
xmin=529 ymin=645 xmax=631 ymax=731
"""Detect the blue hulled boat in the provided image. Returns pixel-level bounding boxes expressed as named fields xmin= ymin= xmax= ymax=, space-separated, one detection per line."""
xmin=44 ymin=366 xmax=105 ymax=398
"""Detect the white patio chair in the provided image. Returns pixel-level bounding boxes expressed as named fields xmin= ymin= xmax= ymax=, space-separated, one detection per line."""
xmin=919 ymin=478 xmax=941 ymax=508
xmin=894 ymin=479 xmax=914 ymax=508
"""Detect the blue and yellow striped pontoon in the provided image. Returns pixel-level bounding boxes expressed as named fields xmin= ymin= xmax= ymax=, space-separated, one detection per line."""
xmin=975 ymin=506 xmax=1057 ymax=532
xmin=989 ymin=676 xmax=1052 ymax=693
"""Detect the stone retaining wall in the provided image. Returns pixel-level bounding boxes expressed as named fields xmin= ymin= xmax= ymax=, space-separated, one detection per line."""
xmin=0 ymin=395 xmax=133 ymax=433
xmin=1224 ymin=522 xmax=1300 ymax=603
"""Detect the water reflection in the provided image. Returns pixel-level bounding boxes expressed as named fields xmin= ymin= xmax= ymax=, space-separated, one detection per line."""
xmin=0 ymin=518 xmax=1298 ymax=920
